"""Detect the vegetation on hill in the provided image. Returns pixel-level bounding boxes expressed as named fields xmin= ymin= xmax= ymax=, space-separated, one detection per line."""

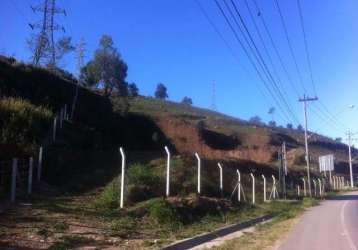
xmin=0 ymin=97 xmax=53 ymax=158
xmin=0 ymin=54 xmax=354 ymax=249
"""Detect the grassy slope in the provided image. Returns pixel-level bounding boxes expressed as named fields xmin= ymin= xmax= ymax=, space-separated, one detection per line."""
xmin=128 ymin=96 xmax=351 ymax=172
xmin=0 ymin=58 xmax=353 ymax=249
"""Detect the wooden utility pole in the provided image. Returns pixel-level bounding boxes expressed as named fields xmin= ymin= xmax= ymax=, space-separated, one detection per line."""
xmin=299 ymin=95 xmax=318 ymax=196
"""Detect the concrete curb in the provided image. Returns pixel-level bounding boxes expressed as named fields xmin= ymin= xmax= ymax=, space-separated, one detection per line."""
xmin=162 ymin=214 xmax=274 ymax=250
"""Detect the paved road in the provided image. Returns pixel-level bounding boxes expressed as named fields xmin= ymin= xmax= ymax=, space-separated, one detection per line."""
xmin=279 ymin=192 xmax=358 ymax=250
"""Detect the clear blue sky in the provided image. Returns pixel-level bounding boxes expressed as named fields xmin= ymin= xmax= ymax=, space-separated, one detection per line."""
xmin=1 ymin=0 xmax=358 ymax=140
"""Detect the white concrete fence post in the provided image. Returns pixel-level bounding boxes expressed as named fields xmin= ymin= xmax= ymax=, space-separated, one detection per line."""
xmin=333 ymin=176 xmax=336 ymax=190
xmin=217 ymin=163 xmax=223 ymax=196
xmin=164 ymin=146 xmax=171 ymax=197
xmin=237 ymin=170 xmax=241 ymax=202
xmin=37 ymin=146 xmax=43 ymax=181
xmin=262 ymin=174 xmax=266 ymax=202
xmin=53 ymin=116 xmax=57 ymax=142
xmin=119 ymin=147 xmax=126 ymax=209
xmin=313 ymin=180 xmax=317 ymax=196
xmin=297 ymin=185 xmax=300 ymax=197
xmin=195 ymin=153 xmax=201 ymax=194
xmin=11 ymin=158 xmax=18 ymax=203
xmin=338 ymin=176 xmax=341 ymax=190
xmin=28 ymin=157 xmax=33 ymax=195
xmin=250 ymin=173 xmax=255 ymax=204
xmin=318 ymin=179 xmax=322 ymax=197
xmin=302 ymin=178 xmax=307 ymax=196
xmin=272 ymin=175 xmax=277 ymax=199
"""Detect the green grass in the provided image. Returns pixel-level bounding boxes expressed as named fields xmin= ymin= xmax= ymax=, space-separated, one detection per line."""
xmin=0 ymin=97 xmax=53 ymax=154
xmin=49 ymin=235 xmax=95 ymax=250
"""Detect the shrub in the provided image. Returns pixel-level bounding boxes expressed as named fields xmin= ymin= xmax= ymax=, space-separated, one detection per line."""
xmin=148 ymin=198 xmax=181 ymax=229
xmin=127 ymin=163 xmax=162 ymax=202
xmin=93 ymin=180 xmax=119 ymax=210
xmin=0 ymin=97 xmax=53 ymax=152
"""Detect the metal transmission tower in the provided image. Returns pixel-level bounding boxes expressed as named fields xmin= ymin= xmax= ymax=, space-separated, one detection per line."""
xmin=211 ymin=81 xmax=217 ymax=111
xmin=29 ymin=0 xmax=66 ymax=66
xmin=299 ymin=95 xmax=318 ymax=196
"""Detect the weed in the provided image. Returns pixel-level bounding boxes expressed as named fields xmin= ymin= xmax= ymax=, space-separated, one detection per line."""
xmin=0 ymin=97 xmax=53 ymax=153
xmin=148 ymin=198 xmax=182 ymax=229
xmin=37 ymin=227 xmax=52 ymax=238
xmin=127 ymin=163 xmax=162 ymax=202
xmin=53 ymin=221 xmax=69 ymax=232
xmin=93 ymin=181 xmax=119 ymax=210
xmin=49 ymin=235 xmax=94 ymax=250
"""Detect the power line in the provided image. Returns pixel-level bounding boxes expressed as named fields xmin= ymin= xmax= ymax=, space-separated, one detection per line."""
xmin=296 ymin=0 xmax=317 ymax=96
xmin=273 ymin=0 xmax=307 ymax=95
xmin=250 ymin=0 xmax=301 ymax=98
xmin=295 ymin=0 xmax=346 ymax=130
xmin=223 ymin=0 xmax=300 ymax=124
xmin=194 ymin=0 xmax=279 ymax=120
xmin=314 ymin=102 xmax=347 ymax=131
xmin=242 ymin=0 xmax=298 ymax=109
xmin=272 ymin=0 xmax=346 ymax=134
xmin=308 ymin=104 xmax=346 ymax=133
xmin=213 ymin=0 xmax=295 ymax=124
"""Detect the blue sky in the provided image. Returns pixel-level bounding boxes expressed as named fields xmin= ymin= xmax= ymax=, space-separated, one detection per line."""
xmin=1 ymin=0 xmax=358 ymax=140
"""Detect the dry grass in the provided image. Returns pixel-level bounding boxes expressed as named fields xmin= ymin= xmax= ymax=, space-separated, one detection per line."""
xmin=213 ymin=217 xmax=298 ymax=250
xmin=212 ymin=198 xmax=318 ymax=250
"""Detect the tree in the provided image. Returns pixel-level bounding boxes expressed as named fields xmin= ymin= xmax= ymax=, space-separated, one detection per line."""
xmin=286 ymin=123 xmax=293 ymax=129
xmin=155 ymin=83 xmax=168 ymax=99
xmin=249 ymin=116 xmax=263 ymax=125
xmin=297 ymin=124 xmax=304 ymax=131
xmin=181 ymin=96 xmax=193 ymax=105
xmin=128 ymin=83 xmax=139 ymax=97
xmin=335 ymin=137 xmax=343 ymax=143
xmin=55 ymin=37 xmax=75 ymax=62
xmin=268 ymin=107 xmax=275 ymax=121
xmin=268 ymin=121 xmax=276 ymax=127
xmin=27 ymin=34 xmax=75 ymax=68
xmin=80 ymin=34 xmax=128 ymax=95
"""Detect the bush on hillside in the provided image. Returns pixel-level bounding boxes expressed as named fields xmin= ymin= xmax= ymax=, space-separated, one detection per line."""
xmin=127 ymin=163 xmax=162 ymax=202
xmin=0 ymin=97 xmax=53 ymax=152
xmin=148 ymin=198 xmax=182 ymax=229
xmin=93 ymin=180 xmax=119 ymax=210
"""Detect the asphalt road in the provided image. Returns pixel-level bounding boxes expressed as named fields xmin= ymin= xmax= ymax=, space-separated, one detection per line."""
xmin=279 ymin=192 xmax=358 ymax=250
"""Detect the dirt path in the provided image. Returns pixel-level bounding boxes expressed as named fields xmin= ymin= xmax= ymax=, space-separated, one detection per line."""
xmin=0 ymin=196 xmax=145 ymax=250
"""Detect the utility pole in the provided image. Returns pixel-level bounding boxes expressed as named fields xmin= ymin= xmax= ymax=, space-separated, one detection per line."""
xmin=299 ymin=95 xmax=318 ymax=196
xmin=29 ymin=0 xmax=66 ymax=67
xmin=282 ymin=141 xmax=287 ymax=199
xmin=347 ymin=130 xmax=356 ymax=188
